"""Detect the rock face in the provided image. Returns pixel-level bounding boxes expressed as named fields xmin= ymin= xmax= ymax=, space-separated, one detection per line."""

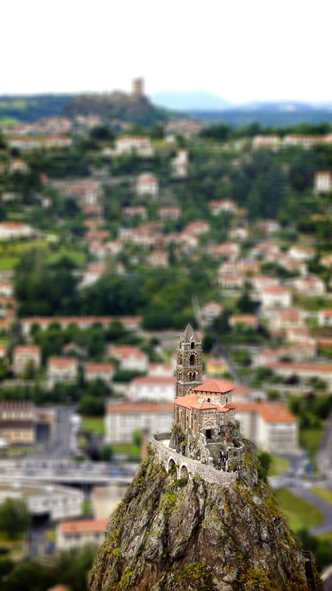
xmin=88 ymin=442 xmax=323 ymax=591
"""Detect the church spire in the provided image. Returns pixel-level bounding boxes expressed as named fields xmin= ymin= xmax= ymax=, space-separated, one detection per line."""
xmin=175 ymin=324 xmax=203 ymax=399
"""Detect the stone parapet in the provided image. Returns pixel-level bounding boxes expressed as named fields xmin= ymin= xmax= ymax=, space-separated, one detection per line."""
xmin=150 ymin=433 xmax=238 ymax=486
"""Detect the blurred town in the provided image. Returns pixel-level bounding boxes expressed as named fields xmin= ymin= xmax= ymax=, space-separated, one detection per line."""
xmin=1 ymin=79 xmax=332 ymax=589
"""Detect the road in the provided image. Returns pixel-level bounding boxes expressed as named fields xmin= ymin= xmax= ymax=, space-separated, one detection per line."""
xmin=270 ymin=452 xmax=332 ymax=536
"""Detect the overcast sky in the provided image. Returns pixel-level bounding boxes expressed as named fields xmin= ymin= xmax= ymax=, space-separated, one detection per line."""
xmin=1 ymin=0 xmax=330 ymax=104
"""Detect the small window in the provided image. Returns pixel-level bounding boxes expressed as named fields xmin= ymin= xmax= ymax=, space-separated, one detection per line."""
xmin=207 ymin=398 xmax=210 ymax=403
xmin=191 ymin=342 xmax=195 ymax=349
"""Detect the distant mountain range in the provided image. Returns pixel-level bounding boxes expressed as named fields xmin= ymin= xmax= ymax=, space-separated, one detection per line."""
xmin=151 ymin=91 xmax=233 ymax=111
xmin=151 ymin=91 xmax=332 ymax=114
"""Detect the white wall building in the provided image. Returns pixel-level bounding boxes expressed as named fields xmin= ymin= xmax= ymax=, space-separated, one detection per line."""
xmin=0 ymin=482 xmax=83 ymax=521
xmin=314 ymin=172 xmax=332 ymax=194
xmin=105 ymin=401 xmax=174 ymax=443
xmin=235 ymin=402 xmax=298 ymax=454
xmin=136 ymin=173 xmax=159 ymax=197
xmin=0 ymin=222 xmax=34 ymax=240
xmin=128 ymin=376 xmax=176 ymax=402
xmin=115 ymin=136 xmax=153 ymax=156
xmin=110 ymin=346 xmax=148 ymax=372
xmin=260 ymin=286 xmax=292 ymax=309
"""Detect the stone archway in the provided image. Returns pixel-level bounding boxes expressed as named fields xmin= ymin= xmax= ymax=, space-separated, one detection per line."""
xmin=167 ymin=457 xmax=176 ymax=474
xmin=179 ymin=463 xmax=190 ymax=480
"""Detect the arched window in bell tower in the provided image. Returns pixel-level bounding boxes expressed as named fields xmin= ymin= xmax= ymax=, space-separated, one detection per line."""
xmin=191 ymin=342 xmax=195 ymax=349
xmin=190 ymin=354 xmax=195 ymax=366
xmin=178 ymin=354 xmax=182 ymax=365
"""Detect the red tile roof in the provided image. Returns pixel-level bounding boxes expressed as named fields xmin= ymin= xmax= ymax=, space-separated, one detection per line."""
xmin=107 ymin=402 xmax=174 ymax=413
xmin=191 ymin=401 xmax=218 ymax=410
xmin=193 ymin=378 xmax=235 ymax=394
xmin=59 ymin=518 xmax=108 ymax=535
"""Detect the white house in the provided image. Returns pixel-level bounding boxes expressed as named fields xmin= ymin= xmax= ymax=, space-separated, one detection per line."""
xmin=13 ymin=346 xmax=41 ymax=375
xmin=0 ymin=222 xmax=35 ymax=240
xmin=136 ymin=173 xmax=159 ymax=197
xmin=314 ymin=172 xmax=332 ymax=194
xmin=201 ymin=301 xmax=224 ymax=327
xmin=292 ymin=276 xmax=325 ymax=296
xmin=47 ymin=357 xmax=78 ymax=384
xmin=208 ymin=200 xmax=237 ymax=216
xmin=260 ymin=286 xmax=292 ymax=309
xmin=115 ymin=136 xmax=153 ymax=156
xmin=84 ymin=363 xmax=115 ymax=384
xmin=288 ymin=246 xmax=315 ymax=262
xmin=128 ymin=376 xmax=176 ymax=402
xmin=219 ymin=274 xmax=245 ymax=291
xmin=171 ymin=149 xmax=188 ymax=178
xmin=105 ymin=401 xmax=174 ymax=443
xmin=266 ymin=362 xmax=332 ymax=386
xmin=110 ymin=346 xmax=148 ymax=372
xmin=318 ymin=310 xmax=332 ymax=327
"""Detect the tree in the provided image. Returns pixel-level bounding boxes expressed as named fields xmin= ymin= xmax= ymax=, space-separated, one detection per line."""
xmin=237 ymin=291 xmax=255 ymax=314
xmin=0 ymin=498 xmax=31 ymax=540
xmin=90 ymin=126 xmax=114 ymax=141
xmin=100 ymin=444 xmax=114 ymax=462
xmin=257 ymin=451 xmax=272 ymax=481
xmin=1 ymin=561 xmax=55 ymax=591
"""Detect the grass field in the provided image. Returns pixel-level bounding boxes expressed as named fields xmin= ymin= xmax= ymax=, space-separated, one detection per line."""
xmin=0 ymin=257 xmax=19 ymax=270
xmin=82 ymin=416 xmax=105 ymax=436
xmin=300 ymin=427 xmax=324 ymax=466
xmin=311 ymin=487 xmax=332 ymax=504
xmin=276 ymin=488 xmax=323 ymax=531
xmin=46 ymin=250 xmax=86 ymax=266
xmin=270 ymin=456 xmax=290 ymax=477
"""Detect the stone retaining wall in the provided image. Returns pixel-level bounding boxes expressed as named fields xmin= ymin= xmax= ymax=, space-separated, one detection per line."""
xmin=150 ymin=433 xmax=238 ymax=487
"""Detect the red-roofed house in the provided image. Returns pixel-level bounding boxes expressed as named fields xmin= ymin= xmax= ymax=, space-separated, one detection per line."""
xmin=235 ymin=402 xmax=298 ymax=453
xmin=261 ymin=285 xmax=292 ymax=309
xmin=0 ymin=222 xmax=34 ymax=240
xmin=229 ymin=315 xmax=258 ymax=330
xmin=208 ymin=199 xmax=237 ymax=216
xmin=110 ymin=345 xmax=148 ymax=372
xmin=159 ymin=207 xmax=181 ymax=221
xmin=85 ymin=363 xmax=115 ymax=384
xmin=47 ymin=357 xmax=78 ymax=384
xmin=201 ymin=301 xmax=223 ymax=327
xmin=266 ymin=362 xmax=332 ymax=386
xmin=314 ymin=171 xmax=332 ymax=194
xmin=293 ymin=276 xmax=325 ymax=296
xmin=115 ymin=136 xmax=153 ymax=156
xmin=136 ymin=173 xmax=159 ymax=196
xmin=13 ymin=346 xmax=41 ymax=375
xmin=318 ymin=309 xmax=332 ymax=327
xmin=57 ymin=518 xmax=108 ymax=551
xmin=184 ymin=220 xmax=210 ymax=236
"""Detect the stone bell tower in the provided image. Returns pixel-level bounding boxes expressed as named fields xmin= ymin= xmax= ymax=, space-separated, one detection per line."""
xmin=175 ymin=324 xmax=203 ymax=399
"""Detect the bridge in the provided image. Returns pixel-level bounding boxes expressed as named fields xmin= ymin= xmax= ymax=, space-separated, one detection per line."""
xmin=0 ymin=459 xmax=136 ymax=487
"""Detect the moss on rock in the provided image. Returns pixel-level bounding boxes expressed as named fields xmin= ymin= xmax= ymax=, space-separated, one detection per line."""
xmin=88 ymin=441 xmax=323 ymax=591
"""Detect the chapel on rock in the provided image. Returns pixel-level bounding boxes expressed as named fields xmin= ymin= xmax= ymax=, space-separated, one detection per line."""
xmin=168 ymin=324 xmax=244 ymax=470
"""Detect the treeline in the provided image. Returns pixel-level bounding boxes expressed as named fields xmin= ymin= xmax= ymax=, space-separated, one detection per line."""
xmin=0 ymin=544 xmax=94 ymax=591
xmin=0 ymin=94 xmax=73 ymax=123
xmin=14 ymin=251 xmax=200 ymax=329
xmin=200 ymin=121 xmax=332 ymax=141
xmin=194 ymin=109 xmax=332 ymax=129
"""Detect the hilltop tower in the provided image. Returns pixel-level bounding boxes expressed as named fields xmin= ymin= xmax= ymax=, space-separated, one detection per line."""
xmin=132 ymin=78 xmax=144 ymax=97
xmin=175 ymin=324 xmax=203 ymax=399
